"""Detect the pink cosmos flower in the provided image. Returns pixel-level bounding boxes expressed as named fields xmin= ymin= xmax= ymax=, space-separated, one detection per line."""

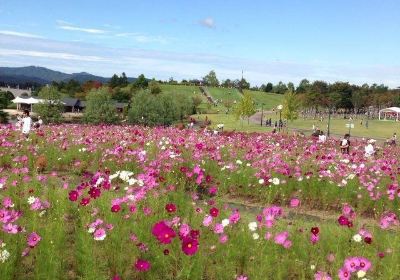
xmin=93 ymin=228 xmax=106 ymax=241
xmin=152 ymin=221 xmax=176 ymax=244
xmin=229 ymin=210 xmax=241 ymax=224
xmin=68 ymin=190 xmax=79 ymax=201
xmin=134 ymin=259 xmax=151 ymax=272
xmin=2 ymin=197 xmax=13 ymax=208
xmin=274 ymin=231 xmax=289 ymax=245
xmin=236 ymin=275 xmax=248 ymax=280
xmin=111 ymin=204 xmax=121 ymax=213
xmin=181 ymin=237 xmax=199 ymax=255
xmin=3 ymin=223 xmax=18 ymax=234
xmin=213 ymin=223 xmax=224 ymax=234
xmin=203 ymin=215 xmax=213 ymax=227
xmin=27 ymin=232 xmax=41 ymax=247
xmin=290 ymin=198 xmax=300 ymax=208
xmin=314 ymin=271 xmax=332 ymax=280
xmin=179 ymin=224 xmax=190 ymax=238
xmin=219 ymin=234 xmax=228 ymax=244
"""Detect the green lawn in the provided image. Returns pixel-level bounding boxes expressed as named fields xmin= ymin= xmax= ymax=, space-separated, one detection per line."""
xmin=196 ymin=113 xmax=400 ymax=139
xmin=160 ymin=84 xmax=201 ymax=97
xmin=244 ymin=89 xmax=284 ymax=110
xmin=206 ymin=87 xmax=242 ymax=103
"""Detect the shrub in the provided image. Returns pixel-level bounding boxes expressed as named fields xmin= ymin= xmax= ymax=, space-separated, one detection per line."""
xmin=83 ymin=87 xmax=119 ymax=124
xmin=33 ymin=86 xmax=64 ymax=124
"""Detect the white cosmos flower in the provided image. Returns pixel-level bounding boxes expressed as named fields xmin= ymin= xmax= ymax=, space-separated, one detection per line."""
xmin=352 ymin=234 xmax=362 ymax=242
xmin=27 ymin=196 xmax=36 ymax=205
xmin=248 ymin=222 xmax=258 ymax=231
xmin=310 ymin=265 xmax=316 ymax=270
xmin=95 ymin=177 xmax=104 ymax=186
xmin=0 ymin=183 xmax=3 ymax=189
xmin=0 ymin=249 xmax=10 ymax=263
xmin=258 ymin=179 xmax=265 ymax=185
xmin=94 ymin=233 xmax=106 ymax=241
xmin=347 ymin=174 xmax=356 ymax=180
xmin=246 ymin=163 xmax=251 ymax=167
xmin=272 ymin=178 xmax=280 ymax=185
xmin=128 ymin=178 xmax=137 ymax=186
xmin=119 ymin=171 xmax=133 ymax=182
xmin=88 ymin=227 xmax=95 ymax=233
xmin=222 ymin=219 xmax=230 ymax=227
xmin=357 ymin=270 xmax=366 ymax=278
xmin=252 ymin=233 xmax=260 ymax=240
xmin=236 ymin=160 xmax=242 ymax=165
xmin=109 ymin=171 xmax=120 ymax=180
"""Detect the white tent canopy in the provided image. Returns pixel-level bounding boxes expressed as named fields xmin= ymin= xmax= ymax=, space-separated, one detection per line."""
xmin=379 ymin=107 xmax=400 ymax=121
xmin=12 ymin=97 xmax=44 ymax=104
xmin=12 ymin=97 xmax=45 ymax=111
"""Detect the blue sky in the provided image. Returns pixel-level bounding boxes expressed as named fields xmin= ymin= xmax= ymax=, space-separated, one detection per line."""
xmin=0 ymin=0 xmax=399 ymax=87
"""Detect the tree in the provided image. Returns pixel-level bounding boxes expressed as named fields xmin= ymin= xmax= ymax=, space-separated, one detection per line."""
xmin=203 ymin=70 xmax=219 ymax=87
xmin=0 ymin=92 xmax=10 ymax=123
xmin=282 ymin=90 xmax=301 ymax=122
xmin=287 ymin=82 xmax=295 ymax=92
xmin=235 ymin=92 xmax=256 ymax=124
xmin=109 ymin=74 xmax=120 ymax=88
xmin=264 ymin=83 xmax=273 ymax=92
xmin=239 ymin=78 xmax=250 ymax=90
xmin=128 ymin=92 xmax=187 ymax=126
xmin=119 ymin=72 xmax=128 ymax=87
xmin=149 ymin=80 xmax=162 ymax=95
xmin=83 ymin=87 xmax=118 ymax=124
xmin=273 ymin=82 xmax=288 ymax=94
xmin=296 ymin=79 xmax=310 ymax=94
xmin=33 ymin=86 xmax=63 ymax=123
xmin=134 ymin=74 xmax=148 ymax=89
xmin=192 ymin=95 xmax=203 ymax=113
xmin=222 ymin=79 xmax=233 ymax=88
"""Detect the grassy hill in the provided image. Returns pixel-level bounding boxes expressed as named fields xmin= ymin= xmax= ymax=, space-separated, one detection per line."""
xmin=244 ymin=89 xmax=284 ymax=110
xmin=159 ymin=85 xmax=284 ymax=111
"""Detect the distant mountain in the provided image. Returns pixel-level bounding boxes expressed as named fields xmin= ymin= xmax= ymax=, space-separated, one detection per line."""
xmin=0 ymin=66 xmax=136 ymax=85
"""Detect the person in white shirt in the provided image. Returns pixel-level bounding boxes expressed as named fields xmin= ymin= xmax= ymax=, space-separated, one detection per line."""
xmin=364 ymin=139 xmax=376 ymax=157
xmin=318 ymin=133 xmax=327 ymax=143
xmin=21 ymin=110 xmax=32 ymax=138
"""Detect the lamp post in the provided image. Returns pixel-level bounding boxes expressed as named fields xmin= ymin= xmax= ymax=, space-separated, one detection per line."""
xmin=277 ymin=104 xmax=283 ymax=132
xmin=260 ymin=103 xmax=265 ymax=126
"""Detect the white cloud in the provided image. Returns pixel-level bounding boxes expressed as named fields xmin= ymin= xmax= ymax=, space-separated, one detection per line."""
xmin=199 ymin=17 xmax=216 ymax=29
xmin=56 ymin=21 xmax=107 ymax=34
xmin=0 ymin=34 xmax=399 ymax=88
xmin=115 ymin=33 xmax=168 ymax=44
xmin=0 ymin=48 xmax=108 ymax=62
xmin=0 ymin=30 xmax=44 ymax=39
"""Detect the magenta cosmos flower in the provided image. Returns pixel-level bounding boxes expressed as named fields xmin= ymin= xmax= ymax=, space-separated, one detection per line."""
xmin=165 ymin=203 xmax=177 ymax=213
xmin=27 ymin=232 xmax=41 ymax=248
xmin=68 ymin=190 xmax=79 ymax=201
xmin=152 ymin=221 xmax=176 ymax=244
xmin=134 ymin=259 xmax=151 ymax=272
xmin=181 ymin=237 xmax=199 ymax=255
xmin=209 ymin=207 xmax=219 ymax=217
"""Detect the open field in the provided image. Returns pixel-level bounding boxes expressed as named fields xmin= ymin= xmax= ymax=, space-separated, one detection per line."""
xmin=197 ymin=113 xmax=400 ymax=140
xmin=0 ymin=124 xmax=400 ymax=279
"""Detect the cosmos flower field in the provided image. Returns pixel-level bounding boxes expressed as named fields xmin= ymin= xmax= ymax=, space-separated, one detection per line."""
xmin=0 ymin=124 xmax=399 ymax=280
